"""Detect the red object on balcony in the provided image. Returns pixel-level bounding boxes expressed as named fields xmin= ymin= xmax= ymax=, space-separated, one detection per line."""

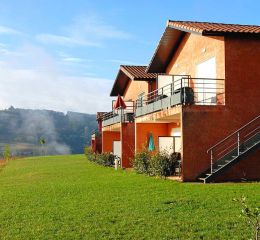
xmin=114 ymin=94 xmax=126 ymax=109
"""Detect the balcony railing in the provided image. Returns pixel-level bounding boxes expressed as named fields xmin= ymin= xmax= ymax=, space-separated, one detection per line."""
xmin=102 ymin=102 xmax=135 ymax=127
xmin=135 ymin=75 xmax=225 ymax=117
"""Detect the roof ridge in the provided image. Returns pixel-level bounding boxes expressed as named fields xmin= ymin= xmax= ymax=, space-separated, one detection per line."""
xmin=168 ymin=20 xmax=260 ymax=27
xmin=120 ymin=65 xmax=147 ymax=67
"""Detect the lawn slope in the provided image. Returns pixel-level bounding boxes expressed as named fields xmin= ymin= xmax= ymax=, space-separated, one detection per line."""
xmin=0 ymin=155 xmax=259 ymax=239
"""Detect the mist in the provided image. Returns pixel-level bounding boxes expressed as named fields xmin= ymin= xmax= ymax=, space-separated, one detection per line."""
xmin=17 ymin=109 xmax=71 ymax=155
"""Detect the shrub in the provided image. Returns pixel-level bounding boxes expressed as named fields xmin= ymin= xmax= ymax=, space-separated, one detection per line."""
xmin=234 ymin=196 xmax=260 ymax=240
xmin=96 ymin=153 xmax=114 ymax=167
xmin=84 ymin=146 xmax=96 ymax=162
xmin=133 ymin=150 xmax=150 ymax=174
xmin=133 ymin=150 xmax=181 ymax=178
xmin=148 ymin=152 xmax=173 ymax=177
xmin=84 ymin=147 xmax=114 ymax=167
xmin=3 ymin=145 xmax=11 ymax=161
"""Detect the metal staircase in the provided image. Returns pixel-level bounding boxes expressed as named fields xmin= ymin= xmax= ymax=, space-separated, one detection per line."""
xmin=198 ymin=115 xmax=260 ymax=183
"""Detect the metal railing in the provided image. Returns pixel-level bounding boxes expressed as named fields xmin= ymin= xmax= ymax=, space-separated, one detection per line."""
xmin=207 ymin=115 xmax=260 ymax=174
xmin=102 ymin=102 xmax=135 ymax=127
xmin=136 ymin=75 xmax=225 ymax=109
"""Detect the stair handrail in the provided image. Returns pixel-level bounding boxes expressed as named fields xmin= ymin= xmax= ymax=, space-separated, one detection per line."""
xmin=207 ymin=115 xmax=260 ymax=174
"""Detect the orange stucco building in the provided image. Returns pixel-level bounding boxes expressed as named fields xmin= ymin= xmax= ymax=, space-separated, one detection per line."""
xmin=94 ymin=20 xmax=260 ymax=182
xmin=101 ymin=65 xmax=156 ymax=168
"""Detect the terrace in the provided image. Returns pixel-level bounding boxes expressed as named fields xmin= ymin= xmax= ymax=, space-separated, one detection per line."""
xmin=135 ymin=75 xmax=225 ymax=117
xmin=102 ymin=101 xmax=135 ymax=127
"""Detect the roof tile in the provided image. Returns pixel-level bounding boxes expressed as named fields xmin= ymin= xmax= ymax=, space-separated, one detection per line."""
xmin=120 ymin=65 xmax=157 ymax=80
xmin=168 ymin=20 xmax=260 ymax=35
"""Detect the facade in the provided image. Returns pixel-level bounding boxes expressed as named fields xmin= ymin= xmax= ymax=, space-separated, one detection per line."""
xmin=101 ymin=65 xmax=156 ymax=168
xmin=94 ymin=20 xmax=260 ymax=182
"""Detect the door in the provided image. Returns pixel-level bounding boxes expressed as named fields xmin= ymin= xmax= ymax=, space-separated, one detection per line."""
xmin=170 ymin=127 xmax=182 ymax=153
xmin=157 ymin=75 xmax=173 ymax=97
xmin=113 ymin=141 xmax=121 ymax=159
xmin=196 ymin=57 xmax=216 ymax=104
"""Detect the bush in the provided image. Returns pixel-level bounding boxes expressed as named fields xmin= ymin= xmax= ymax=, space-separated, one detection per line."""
xmin=3 ymin=145 xmax=11 ymax=161
xmin=84 ymin=146 xmax=96 ymax=162
xmin=133 ymin=150 xmax=150 ymax=174
xmin=133 ymin=150 xmax=181 ymax=177
xmin=148 ymin=152 xmax=171 ymax=177
xmin=84 ymin=146 xmax=114 ymax=167
xmin=96 ymin=153 xmax=114 ymax=167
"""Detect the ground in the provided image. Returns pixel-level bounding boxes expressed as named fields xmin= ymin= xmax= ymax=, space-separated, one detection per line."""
xmin=0 ymin=155 xmax=259 ymax=239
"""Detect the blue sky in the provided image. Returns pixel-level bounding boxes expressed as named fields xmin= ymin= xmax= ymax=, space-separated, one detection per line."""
xmin=0 ymin=0 xmax=259 ymax=113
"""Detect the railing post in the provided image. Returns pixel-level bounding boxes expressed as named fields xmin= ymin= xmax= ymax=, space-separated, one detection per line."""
xmin=237 ymin=132 xmax=240 ymax=156
xmin=210 ymin=150 xmax=213 ymax=174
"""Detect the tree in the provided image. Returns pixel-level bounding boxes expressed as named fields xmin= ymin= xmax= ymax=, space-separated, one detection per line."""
xmin=234 ymin=196 xmax=259 ymax=240
xmin=39 ymin=138 xmax=46 ymax=156
xmin=3 ymin=145 xmax=11 ymax=161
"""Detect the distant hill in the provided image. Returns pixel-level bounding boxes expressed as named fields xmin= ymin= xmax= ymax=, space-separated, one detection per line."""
xmin=0 ymin=107 xmax=97 ymax=156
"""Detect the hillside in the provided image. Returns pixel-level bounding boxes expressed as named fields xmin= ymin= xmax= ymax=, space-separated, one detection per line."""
xmin=0 ymin=107 xmax=97 ymax=156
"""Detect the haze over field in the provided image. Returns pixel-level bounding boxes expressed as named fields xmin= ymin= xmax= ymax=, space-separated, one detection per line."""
xmin=0 ymin=107 xmax=96 ymax=156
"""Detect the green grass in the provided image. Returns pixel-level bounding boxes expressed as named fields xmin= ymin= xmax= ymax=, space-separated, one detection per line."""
xmin=0 ymin=155 xmax=259 ymax=239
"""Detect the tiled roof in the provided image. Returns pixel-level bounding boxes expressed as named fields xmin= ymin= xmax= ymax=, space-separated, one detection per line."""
xmin=110 ymin=65 xmax=157 ymax=96
xmin=168 ymin=20 xmax=260 ymax=35
xmin=147 ymin=20 xmax=260 ymax=73
xmin=120 ymin=65 xmax=157 ymax=80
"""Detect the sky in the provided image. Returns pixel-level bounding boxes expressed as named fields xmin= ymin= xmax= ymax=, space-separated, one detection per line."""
xmin=0 ymin=0 xmax=259 ymax=114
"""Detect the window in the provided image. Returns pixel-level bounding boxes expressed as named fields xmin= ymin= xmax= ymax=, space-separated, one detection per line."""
xmin=158 ymin=136 xmax=181 ymax=154
xmin=196 ymin=57 xmax=217 ymax=104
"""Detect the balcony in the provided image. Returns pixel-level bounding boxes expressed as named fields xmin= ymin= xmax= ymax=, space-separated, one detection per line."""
xmin=102 ymin=101 xmax=135 ymax=127
xmin=135 ymin=75 xmax=225 ymax=117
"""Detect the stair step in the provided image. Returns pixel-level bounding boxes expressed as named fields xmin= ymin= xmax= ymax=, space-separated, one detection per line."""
xmin=198 ymin=178 xmax=206 ymax=183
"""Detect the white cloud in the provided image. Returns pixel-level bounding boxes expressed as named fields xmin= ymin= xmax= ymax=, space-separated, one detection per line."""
xmin=58 ymin=52 xmax=92 ymax=64
xmin=0 ymin=44 xmax=112 ymax=113
xmin=69 ymin=15 xmax=132 ymax=40
xmin=36 ymin=14 xmax=133 ymax=47
xmin=0 ymin=25 xmax=21 ymax=35
xmin=36 ymin=33 xmax=100 ymax=47
xmin=108 ymin=59 xmax=146 ymax=66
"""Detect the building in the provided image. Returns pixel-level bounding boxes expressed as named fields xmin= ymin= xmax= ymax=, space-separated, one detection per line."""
xmin=101 ymin=65 xmax=157 ymax=168
xmin=95 ymin=21 xmax=260 ymax=182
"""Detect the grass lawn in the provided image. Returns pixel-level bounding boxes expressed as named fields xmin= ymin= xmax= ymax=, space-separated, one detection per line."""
xmin=0 ymin=155 xmax=259 ymax=239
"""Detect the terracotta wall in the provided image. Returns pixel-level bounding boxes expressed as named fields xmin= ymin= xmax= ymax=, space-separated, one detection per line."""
xmin=102 ymin=131 xmax=120 ymax=153
xmin=123 ymin=79 xmax=149 ymax=101
xmin=166 ymin=33 xmax=225 ymax=79
xmin=91 ymin=135 xmax=102 ymax=153
xmin=180 ymin=35 xmax=260 ymax=181
xmin=121 ymin=123 xmax=135 ymax=168
xmin=136 ymin=123 xmax=173 ymax=152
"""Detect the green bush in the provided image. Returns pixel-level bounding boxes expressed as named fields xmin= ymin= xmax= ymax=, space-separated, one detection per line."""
xmin=133 ymin=150 xmax=151 ymax=174
xmin=84 ymin=146 xmax=114 ymax=167
xmin=96 ymin=153 xmax=114 ymax=167
xmin=148 ymin=152 xmax=171 ymax=177
xmin=133 ymin=150 xmax=181 ymax=177
xmin=3 ymin=145 xmax=11 ymax=161
xmin=84 ymin=146 xmax=96 ymax=162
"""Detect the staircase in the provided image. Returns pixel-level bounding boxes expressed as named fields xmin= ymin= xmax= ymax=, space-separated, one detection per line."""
xmin=198 ymin=115 xmax=260 ymax=183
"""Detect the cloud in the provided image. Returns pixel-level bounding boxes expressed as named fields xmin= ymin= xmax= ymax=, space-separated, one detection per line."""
xmin=58 ymin=52 xmax=92 ymax=64
xmin=36 ymin=33 xmax=100 ymax=47
xmin=36 ymin=14 xmax=133 ymax=47
xmin=69 ymin=15 xmax=132 ymax=40
xmin=108 ymin=59 xmax=146 ymax=66
xmin=0 ymin=25 xmax=21 ymax=35
xmin=0 ymin=44 xmax=112 ymax=113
